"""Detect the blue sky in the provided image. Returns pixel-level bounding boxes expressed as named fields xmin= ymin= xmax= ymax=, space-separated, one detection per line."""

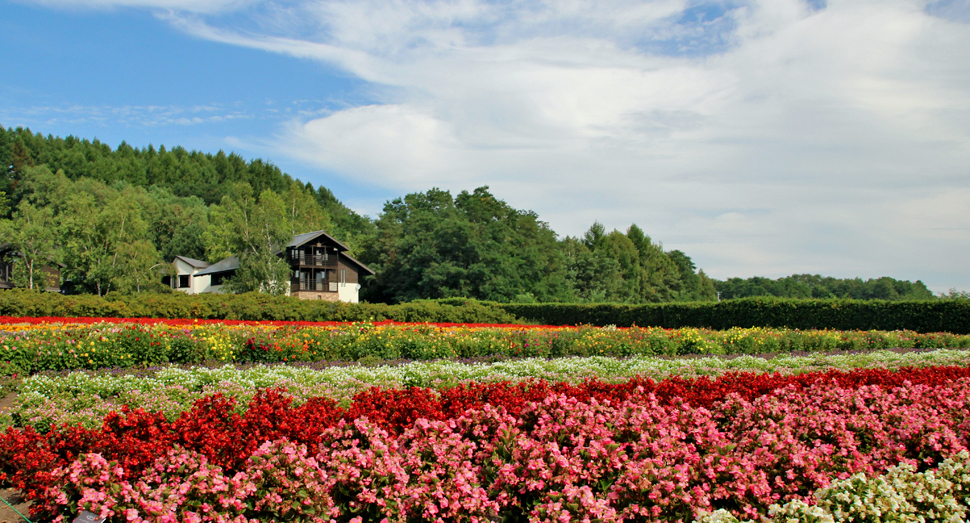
xmin=2 ymin=0 xmax=970 ymax=292
xmin=0 ymin=0 xmax=381 ymax=198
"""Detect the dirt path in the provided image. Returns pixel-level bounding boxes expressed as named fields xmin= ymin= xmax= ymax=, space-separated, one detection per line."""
xmin=0 ymin=392 xmax=30 ymax=523
xmin=0 ymin=488 xmax=30 ymax=523
xmin=0 ymin=390 xmax=16 ymax=418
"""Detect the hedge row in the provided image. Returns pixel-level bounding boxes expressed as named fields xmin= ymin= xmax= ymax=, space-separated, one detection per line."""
xmin=0 ymin=290 xmax=519 ymax=324
xmin=497 ymin=298 xmax=970 ymax=334
xmin=2 ymin=290 xmax=969 ymax=333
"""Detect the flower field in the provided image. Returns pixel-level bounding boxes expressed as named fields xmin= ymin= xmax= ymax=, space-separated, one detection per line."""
xmin=1 ymin=316 xmax=968 ymax=375
xmin=9 ymin=349 xmax=970 ymax=431
xmin=2 ymin=317 xmax=970 ymax=522
xmin=4 ymin=367 xmax=970 ymax=522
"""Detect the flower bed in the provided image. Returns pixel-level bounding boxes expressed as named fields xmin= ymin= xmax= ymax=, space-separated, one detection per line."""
xmin=3 ymin=367 xmax=970 ymax=522
xmin=2 ymin=318 xmax=967 ymax=375
xmin=4 ymin=317 xmax=969 ymax=521
xmin=0 ymin=315 xmax=539 ymax=329
xmin=11 ymin=349 xmax=970 ymax=430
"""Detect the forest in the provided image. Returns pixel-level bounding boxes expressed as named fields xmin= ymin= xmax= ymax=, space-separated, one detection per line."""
xmin=0 ymin=125 xmax=938 ymax=303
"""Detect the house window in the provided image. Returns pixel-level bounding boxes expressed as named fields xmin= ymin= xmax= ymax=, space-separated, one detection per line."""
xmin=178 ymin=275 xmax=190 ymax=288
xmin=340 ymin=269 xmax=346 ymax=286
xmin=212 ymin=274 xmax=226 ymax=286
xmin=161 ymin=276 xmax=171 ymax=287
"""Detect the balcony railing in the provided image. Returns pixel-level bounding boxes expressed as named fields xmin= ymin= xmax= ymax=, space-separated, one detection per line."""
xmin=290 ymin=252 xmax=338 ymax=268
xmin=296 ymin=279 xmax=338 ymax=292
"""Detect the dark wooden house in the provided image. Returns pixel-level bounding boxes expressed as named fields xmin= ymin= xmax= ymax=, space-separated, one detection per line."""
xmin=171 ymin=230 xmax=374 ymax=302
xmin=284 ymin=230 xmax=374 ymax=301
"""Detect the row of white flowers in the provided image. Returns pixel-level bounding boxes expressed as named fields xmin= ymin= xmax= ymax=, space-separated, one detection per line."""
xmin=698 ymin=450 xmax=970 ymax=523
xmin=8 ymin=348 xmax=969 ymax=431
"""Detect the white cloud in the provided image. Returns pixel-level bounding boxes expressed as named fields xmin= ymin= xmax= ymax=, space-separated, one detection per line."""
xmin=26 ymin=0 xmax=970 ymax=289
xmin=0 ymin=103 xmax=254 ymax=127
xmin=181 ymin=0 xmax=970 ymax=288
xmin=15 ymin=0 xmax=258 ymax=14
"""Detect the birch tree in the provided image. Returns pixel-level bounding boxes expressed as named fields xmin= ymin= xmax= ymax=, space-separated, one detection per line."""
xmin=208 ymin=183 xmax=291 ymax=295
xmin=0 ymin=202 xmax=59 ymax=290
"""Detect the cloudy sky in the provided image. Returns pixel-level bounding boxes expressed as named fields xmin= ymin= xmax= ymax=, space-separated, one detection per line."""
xmin=2 ymin=0 xmax=969 ymax=292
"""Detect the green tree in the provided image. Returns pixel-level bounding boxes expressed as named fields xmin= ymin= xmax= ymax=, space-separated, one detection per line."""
xmin=600 ymin=230 xmax=640 ymax=301
xmin=667 ymin=250 xmax=716 ymax=301
xmin=713 ymin=274 xmax=934 ymax=301
xmin=116 ymin=239 xmax=165 ymax=293
xmin=940 ymin=288 xmax=970 ymax=300
xmin=626 ymin=224 xmax=680 ymax=302
xmin=560 ymin=236 xmax=628 ymax=303
xmin=359 ymin=186 xmax=568 ymax=303
xmin=211 ymin=184 xmax=292 ymax=296
xmin=10 ymin=137 xmax=33 ymax=180
xmin=283 ymin=181 xmax=332 ymax=237
xmin=0 ymin=202 xmax=59 ymax=290
xmin=143 ymin=186 xmax=210 ymax=263
xmin=60 ymin=182 xmax=153 ymax=296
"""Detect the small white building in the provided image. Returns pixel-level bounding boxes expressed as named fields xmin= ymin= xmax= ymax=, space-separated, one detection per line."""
xmin=163 ymin=256 xmax=211 ymax=294
xmin=190 ymin=255 xmax=238 ymax=295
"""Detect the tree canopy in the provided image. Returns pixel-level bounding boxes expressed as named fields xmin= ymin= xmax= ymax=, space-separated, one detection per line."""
xmin=358 ymin=187 xmax=571 ymax=303
xmin=713 ymin=274 xmax=935 ymax=301
xmin=0 ymin=125 xmax=941 ymax=303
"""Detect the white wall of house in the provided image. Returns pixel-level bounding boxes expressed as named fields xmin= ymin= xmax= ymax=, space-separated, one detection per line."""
xmin=173 ymin=259 xmax=210 ymax=294
xmin=337 ymin=283 xmax=360 ymax=303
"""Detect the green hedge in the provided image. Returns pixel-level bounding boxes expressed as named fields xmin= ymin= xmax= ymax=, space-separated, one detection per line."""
xmin=497 ymin=298 xmax=970 ymax=334
xmin=0 ymin=290 xmax=520 ymax=324
xmin=1 ymin=291 xmax=968 ymax=333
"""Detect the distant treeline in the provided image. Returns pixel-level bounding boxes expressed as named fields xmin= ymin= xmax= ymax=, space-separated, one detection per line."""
xmin=0 ymin=125 xmax=369 ymax=237
xmin=714 ymin=275 xmax=935 ymax=301
xmin=0 ymin=125 xmax=948 ymax=303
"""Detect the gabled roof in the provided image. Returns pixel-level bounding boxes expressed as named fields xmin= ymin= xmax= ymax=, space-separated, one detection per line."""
xmin=287 ymin=230 xmax=350 ymax=251
xmin=193 ymin=255 xmax=239 ymax=277
xmin=189 ymin=231 xmax=374 ymax=278
xmin=342 ymin=251 xmax=376 ymax=275
xmin=174 ymin=256 xmax=210 ymax=269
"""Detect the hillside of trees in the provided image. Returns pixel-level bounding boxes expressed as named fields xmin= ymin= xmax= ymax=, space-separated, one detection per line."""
xmin=0 ymin=125 xmax=940 ymax=303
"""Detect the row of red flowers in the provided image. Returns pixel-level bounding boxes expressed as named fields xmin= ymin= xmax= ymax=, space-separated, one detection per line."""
xmin=12 ymin=372 xmax=970 ymax=522
xmin=4 ymin=365 xmax=970 ymax=500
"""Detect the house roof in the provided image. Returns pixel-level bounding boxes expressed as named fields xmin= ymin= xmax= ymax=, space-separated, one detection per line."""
xmin=287 ymin=230 xmax=350 ymax=251
xmin=342 ymin=252 xmax=376 ymax=275
xmin=287 ymin=230 xmax=374 ymax=275
xmin=190 ymin=231 xmax=374 ymax=278
xmin=174 ymin=256 xmax=210 ymax=269
xmin=193 ymin=255 xmax=239 ymax=277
